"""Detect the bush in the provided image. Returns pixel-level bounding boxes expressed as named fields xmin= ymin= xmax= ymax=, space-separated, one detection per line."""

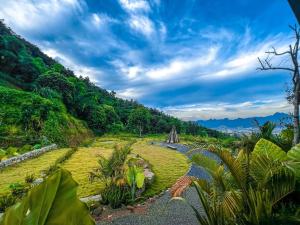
xmin=0 ymin=195 xmax=16 ymax=213
xmin=25 ymin=174 xmax=36 ymax=184
xmin=0 ymin=148 xmax=6 ymax=161
xmin=5 ymin=147 xmax=18 ymax=156
xmin=33 ymin=144 xmax=41 ymax=150
xmin=100 ymin=183 xmax=130 ymax=209
xmin=18 ymin=144 xmax=32 ymax=154
xmin=9 ymin=183 xmax=28 ymax=198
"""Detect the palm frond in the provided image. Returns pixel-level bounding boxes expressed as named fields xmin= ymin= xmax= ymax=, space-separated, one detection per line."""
xmin=208 ymin=147 xmax=247 ymax=190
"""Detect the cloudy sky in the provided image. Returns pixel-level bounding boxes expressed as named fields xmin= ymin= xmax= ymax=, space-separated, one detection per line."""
xmin=0 ymin=0 xmax=298 ymax=120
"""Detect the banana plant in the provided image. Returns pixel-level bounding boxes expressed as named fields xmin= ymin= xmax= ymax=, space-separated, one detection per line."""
xmin=0 ymin=168 xmax=95 ymax=225
xmin=126 ymin=165 xmax=145 ymax=202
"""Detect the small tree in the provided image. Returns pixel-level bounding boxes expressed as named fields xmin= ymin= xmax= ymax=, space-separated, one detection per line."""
xmin=128 ymin=107 xmax=151 ymax=137
xmin=258 ymin=25 xmax=300 ymax=145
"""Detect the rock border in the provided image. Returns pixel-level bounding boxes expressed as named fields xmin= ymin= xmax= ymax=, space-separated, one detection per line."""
xmin=0 ymin=144 xmax=57 ymax=169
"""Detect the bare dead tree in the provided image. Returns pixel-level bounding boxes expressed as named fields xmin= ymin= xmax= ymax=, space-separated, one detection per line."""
xmin=258 ymin=25 xmax=300 ymax=145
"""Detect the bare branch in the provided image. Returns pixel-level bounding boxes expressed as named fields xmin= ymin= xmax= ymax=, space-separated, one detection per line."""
xmin=257 ymin=57 xmax=294 ymax=72
xmin=257 ymin=67 xmax=294 ymax=72
xmin=265 ymin=46 xmax=290 ymax=56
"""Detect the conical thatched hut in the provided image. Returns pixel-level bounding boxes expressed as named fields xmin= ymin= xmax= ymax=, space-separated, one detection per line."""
xmin=167 ymin=126 xmax=179 ymax=143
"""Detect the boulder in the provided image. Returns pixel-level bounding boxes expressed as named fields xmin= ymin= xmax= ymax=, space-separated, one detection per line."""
xmin=92 ymin=206 xmax=103 ymax=217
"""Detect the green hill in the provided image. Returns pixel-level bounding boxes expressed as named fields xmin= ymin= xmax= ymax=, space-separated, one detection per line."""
xmin=0 ymin=21 xmax=223 ymax=147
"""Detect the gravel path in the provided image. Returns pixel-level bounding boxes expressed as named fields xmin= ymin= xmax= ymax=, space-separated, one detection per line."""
xmin=97 ymin=188 xmax=202 ymax=225
xmin=96 ymin=142 xmax=215 ymax=225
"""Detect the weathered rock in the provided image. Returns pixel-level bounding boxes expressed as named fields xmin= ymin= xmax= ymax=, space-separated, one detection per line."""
xmin=80 ymin=194 xmax=102 ymax=203
xmin=31 ymin=178 xmax=44 ymax=187
xmin=144 ymin=168 xmax=155 ymax=184
xmin=92 ymin=206 xmax=103 ymax=217
xmin=126 ymin=205 xmax=135 ymax=211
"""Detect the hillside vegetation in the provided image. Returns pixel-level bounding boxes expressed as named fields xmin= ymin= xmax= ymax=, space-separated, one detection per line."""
xmin=0 ymin=21 xmax=224 ymax=148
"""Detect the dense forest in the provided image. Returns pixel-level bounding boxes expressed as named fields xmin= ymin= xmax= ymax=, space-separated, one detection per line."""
xmin=0 ymin=20 xmax=224 ymax=147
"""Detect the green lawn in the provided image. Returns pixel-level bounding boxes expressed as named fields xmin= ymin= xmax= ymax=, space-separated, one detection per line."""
xmin=132 ymin=139 xmax=190 ymax=197
xmin=0 ymin=137 xmax=190 ymax=199
xmin=62 ymin=147 xmax=113 ymax=197
xmin=0 ymin=148 xmax=70 ymax=196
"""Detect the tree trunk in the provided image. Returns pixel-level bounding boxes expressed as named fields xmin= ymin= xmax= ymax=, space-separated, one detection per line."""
xmin=293 ymin=83 xmax=300 ymax=145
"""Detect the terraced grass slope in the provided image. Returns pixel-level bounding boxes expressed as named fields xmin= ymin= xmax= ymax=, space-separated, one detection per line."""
xmin=62 ymin=147 xmax=113 ymax=197
xmin=0 ymin=148 xmax=70 ymax=196
xmin=0 ymin=137 xmax=190 ymax=199
xmin=132 ymin=139 xmax=190 ymax=197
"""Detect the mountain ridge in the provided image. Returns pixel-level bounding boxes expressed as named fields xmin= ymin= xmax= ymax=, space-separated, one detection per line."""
xmin=197 ymin=112 xmax=291 ymax=129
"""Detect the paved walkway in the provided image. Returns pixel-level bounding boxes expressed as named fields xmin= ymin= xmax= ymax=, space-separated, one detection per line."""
xmin=96 ymin=142 xmax=214 ymax=225
xmin=97 ymin=188 xmax=201 ymax=225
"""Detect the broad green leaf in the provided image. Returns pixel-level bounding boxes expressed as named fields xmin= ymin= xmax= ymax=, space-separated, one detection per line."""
xmin=0 ymin=169 xmax=95 ymax=225
xmin=287 ymin=145 xmax=300 ymax=179
xmin=136 ymin=172 xmax=145 ymax=188
xmin=253 ymin=138 xmax=286 ymax=161
xmin=126 ymin=166 xmax=135 ymax=187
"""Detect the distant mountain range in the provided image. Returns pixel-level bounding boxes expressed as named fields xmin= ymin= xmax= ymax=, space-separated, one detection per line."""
xmin=197 ymin=113 xmax=291 ymax=130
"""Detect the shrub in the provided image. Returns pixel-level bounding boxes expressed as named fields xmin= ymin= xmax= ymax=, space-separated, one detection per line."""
xmin=0 ymin=195 xmax=16 ymax=213
xmin=0 ymin=149 xmax=6 ymax=161
xmin=90 ymin=144 xmax=133 ymax=208
xmin=18 ymin=144 xmax=32 ymax=154
xmin=5 ymin=147 xmax=18 ymax=156
xmin=25 ymin=174 xmax=36 ymax=184
xmin=100 ymin=183 xmax=130 ymax=209
xmin=33 ymin=144 xmax=41 ymax=150
xmin=9 ymin=183 xmax=28 ymax=198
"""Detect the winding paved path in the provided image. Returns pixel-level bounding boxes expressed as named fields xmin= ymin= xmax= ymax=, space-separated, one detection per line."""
xmin=97 ymin=142 xmax=215 ymax=225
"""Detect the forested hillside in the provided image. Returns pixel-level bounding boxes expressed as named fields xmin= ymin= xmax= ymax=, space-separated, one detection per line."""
xmin=0 ymin=20 xmax=223 ymax=147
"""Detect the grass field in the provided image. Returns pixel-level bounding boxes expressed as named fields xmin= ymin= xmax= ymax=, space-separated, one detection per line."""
xmin=62 ymin=147 xmax=113 ymax=197
xmin=0 ymin=136 xmax=190 ymax=199
xmin=0 ymin=148 xmax=70 ymax=196
xmin=132 ymin=139 xmax=190 ymax=197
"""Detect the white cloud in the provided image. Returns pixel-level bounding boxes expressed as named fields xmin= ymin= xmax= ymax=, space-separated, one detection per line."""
xmin=146 ymin=47 xmax=219 ymax=80
xmin=110 ymin=59 xmax=143 ymax=80
xmin=116 ymin=88 xmax=144 ymax=100
xmin=89 ymin=13 xmax=119 ymax=29
xmin=118 ymin=0 xmax=159 ymax=39
xmin=164 ymin=98 xmax=292 ymax=120
xmin=201 ymin=36 xmax=291 ymax=80
xmin=0 ymin=0 xmax=85 ymax=33
xmin=128 ymin=15 xmax=154 ymax=37
xmin=119 ymin=0 xmax=150 ymax=13
xmin=43 ymin=48 xmax=102 ymax=83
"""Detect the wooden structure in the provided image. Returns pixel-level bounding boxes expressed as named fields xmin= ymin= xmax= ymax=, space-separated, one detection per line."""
xmin=167 ymin=126 xmax=179 ymax=143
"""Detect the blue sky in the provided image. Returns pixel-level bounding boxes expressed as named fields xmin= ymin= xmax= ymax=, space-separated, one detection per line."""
xmin=0 ymin=0 xmax=297 ymax=120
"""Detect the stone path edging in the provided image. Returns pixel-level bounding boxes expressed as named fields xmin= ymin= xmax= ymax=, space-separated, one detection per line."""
xmin=0 ymin=144 xmax=57 ymax=169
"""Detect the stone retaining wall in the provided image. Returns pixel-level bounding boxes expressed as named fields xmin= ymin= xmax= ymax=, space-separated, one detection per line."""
xmin=0 ymin=144 xmax=57 ymax=169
